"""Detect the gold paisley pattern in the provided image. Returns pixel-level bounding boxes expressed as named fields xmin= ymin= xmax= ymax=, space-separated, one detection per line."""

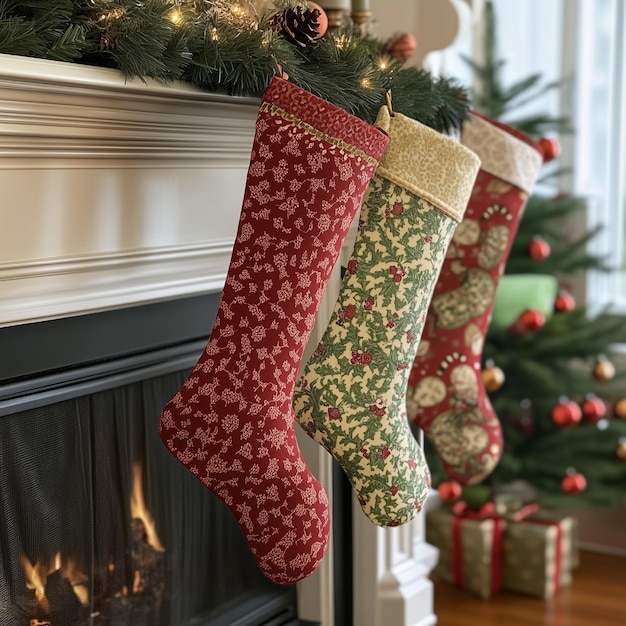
xmin=375 ymin=107 xmax=481 ymax=223
xmin=461 ymin=112 xmax=543 ymax=194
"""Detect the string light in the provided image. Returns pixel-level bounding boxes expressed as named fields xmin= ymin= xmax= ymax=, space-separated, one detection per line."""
xmin=169 ymin=9 xmax=183 ymax=24
xmin=230 ymin=3 xmax=245 ymax=17
xmin=99 ymin=7 xmax=127 ymax=22
xmin=210 ymin=26 xmax=220 ymax=41
xmin=334 ymin=34 xmax=351 ymax=50
xmin=360 ymin=77 xmax=372 ymax=89
xmin=261 ymin=31 xmax=272 ymax=47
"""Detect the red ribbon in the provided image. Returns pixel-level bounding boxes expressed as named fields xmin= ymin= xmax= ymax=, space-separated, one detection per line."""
xmin=510 ymin=502 xmax=540 ymax=521
xmin=450 ymin=501 xmax=503 ymax=594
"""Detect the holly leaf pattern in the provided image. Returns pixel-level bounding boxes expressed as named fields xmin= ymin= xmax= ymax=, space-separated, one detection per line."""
xmin=294 ymin=177 xmax=456 ymax=526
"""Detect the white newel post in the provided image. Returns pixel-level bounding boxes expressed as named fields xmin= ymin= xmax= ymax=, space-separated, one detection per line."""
xmin=352 ymin=453 xmax=439 ymax=626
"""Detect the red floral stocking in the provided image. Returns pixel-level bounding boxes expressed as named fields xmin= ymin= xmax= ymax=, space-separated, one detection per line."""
xmin=159 ymin=77 xmax=388 ymax=583
xmin=407 ymin=112 xmax=543 ymax=485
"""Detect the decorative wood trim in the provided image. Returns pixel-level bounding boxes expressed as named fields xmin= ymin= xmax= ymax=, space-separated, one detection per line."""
xmin=0 ymin=243 xmax=233 ymax=327
xmin=0 ymin=54 xmax=260 ymax=327
xmin=0 ymin=53 xmax=259 ymax=167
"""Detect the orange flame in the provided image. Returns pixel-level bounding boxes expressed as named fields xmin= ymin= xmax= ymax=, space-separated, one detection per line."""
xmin=21 ymin=555 xmax=51 ymax=613
xmin=61 ymin=557 xmax=89 ymax=606
xmin=22 ymin=552 xmax=90 ymax=609
xmin=130 ymin=463 xmax=165 ymax=552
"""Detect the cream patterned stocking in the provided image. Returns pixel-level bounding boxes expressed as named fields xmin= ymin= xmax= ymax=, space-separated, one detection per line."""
xmin=294 ymin=107 xmax=479 ymax=526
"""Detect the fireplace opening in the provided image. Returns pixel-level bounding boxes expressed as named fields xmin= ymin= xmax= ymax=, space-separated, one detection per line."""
xmin=0 ymin=367 xmax=298 ymax=626
xmin=0 ymin=297 xmax=301 ymax=626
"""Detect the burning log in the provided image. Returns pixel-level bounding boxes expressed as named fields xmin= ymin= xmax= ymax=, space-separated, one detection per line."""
xmin=14 ymin=555 xmax=87 ymax=626
xmin=92 ymin=463 xmax=167 ymax=624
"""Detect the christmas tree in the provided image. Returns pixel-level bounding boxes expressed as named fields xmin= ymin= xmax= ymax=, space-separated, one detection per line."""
xmin=427 ymin=1 xmax=626 ymax=509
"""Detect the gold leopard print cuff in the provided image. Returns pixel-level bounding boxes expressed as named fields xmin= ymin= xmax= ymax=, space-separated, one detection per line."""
xmin=461 ymin=113 xmax=543 ymax=194
xmin=374 ymin=106 xmax=481 ymax=223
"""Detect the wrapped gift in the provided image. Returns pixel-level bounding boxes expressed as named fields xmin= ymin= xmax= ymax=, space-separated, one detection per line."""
xmin=501 ymin=509 xmax=578 ymax=598
xmin=490 ymin=274 xmax=558 ymax=331
xmin=426 ymin=503 xmax=505 ymax=599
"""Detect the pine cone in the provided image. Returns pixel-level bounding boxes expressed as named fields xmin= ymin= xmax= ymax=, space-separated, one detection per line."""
xmin=269 ymin=6 xmax=323 ymax=47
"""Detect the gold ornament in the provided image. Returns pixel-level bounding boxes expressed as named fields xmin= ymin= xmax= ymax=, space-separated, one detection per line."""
xmin=616 ymin=440 xmax=626 ymax=462
xmin=482 ymin=363 xmax=505 ymax=393
xmin=613 ymin=398 xmax=626 ymax=419
xmin=593 ymin=357 xmax=615 ymax=381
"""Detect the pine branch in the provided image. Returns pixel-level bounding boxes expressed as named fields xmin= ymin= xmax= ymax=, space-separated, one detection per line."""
xmin=285 ymin=30 xmax=384 ymax=120
xmin=0 ymin=15 xmax=48 ymax=57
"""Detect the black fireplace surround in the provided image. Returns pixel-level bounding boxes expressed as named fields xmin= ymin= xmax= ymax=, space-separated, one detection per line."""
xmin=0 ymin=296 xmax=352 ymax=626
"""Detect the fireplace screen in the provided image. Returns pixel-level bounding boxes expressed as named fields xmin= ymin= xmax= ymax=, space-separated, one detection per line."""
xmin=0 ymin=370 xmax=297 ymax=626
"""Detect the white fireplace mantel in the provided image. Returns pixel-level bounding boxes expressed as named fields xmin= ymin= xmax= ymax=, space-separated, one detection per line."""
xmin=0 ymin=53 xmax=259 ymax=327
xmin=0 ymin=53 xmax=438 ymax=626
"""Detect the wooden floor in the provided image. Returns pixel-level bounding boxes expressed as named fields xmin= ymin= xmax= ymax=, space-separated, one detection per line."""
xmin=433 ymin=551 xmax=626 ymax=626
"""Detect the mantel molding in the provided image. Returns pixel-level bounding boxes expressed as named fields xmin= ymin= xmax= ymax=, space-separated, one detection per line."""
xmin=0 ymin=53 xmax=260 ymax=166
xmin=0 ymin=54 xmax=258 ymax=327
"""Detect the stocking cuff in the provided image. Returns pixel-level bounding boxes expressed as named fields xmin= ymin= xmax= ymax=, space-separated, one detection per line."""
xmin=374 ymin=106 xmax=481 ymax=223
xmin=262 ymin=77 xmax=389 ymax=164
xmin=461 ymin=112 xmax=544 ymax=194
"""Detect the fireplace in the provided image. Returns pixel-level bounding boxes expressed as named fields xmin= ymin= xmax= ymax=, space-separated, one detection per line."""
xmin=1 ymin=52 xmax=439 ymax=626
xmin=0 ymin=296 xmax=301 ymax=626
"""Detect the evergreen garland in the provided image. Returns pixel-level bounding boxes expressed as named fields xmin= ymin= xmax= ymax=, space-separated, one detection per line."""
xmin=0 ymin=0 xmax=471 ymax=133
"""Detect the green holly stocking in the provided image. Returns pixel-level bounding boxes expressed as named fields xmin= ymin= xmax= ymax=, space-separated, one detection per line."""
xmin=293 ymin=107 xmax=480 ymax=526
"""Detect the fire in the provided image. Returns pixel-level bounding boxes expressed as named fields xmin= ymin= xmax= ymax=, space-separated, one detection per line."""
xmin=21 ymin=552 xmax=90 ymax=611
xmin=21 ymin=555 xmax=50 ymax=613
xmin=61 ymin=557 xmax=89 ymax=606
xmin=130 ymin=462 xmax=165 ymax=553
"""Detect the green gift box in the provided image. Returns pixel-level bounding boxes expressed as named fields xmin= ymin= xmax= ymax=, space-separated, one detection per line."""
xmin=502 ymin=514 xmax=577 ymax=598
xmin=490 ymin=274 xmax=559 ymax=331
xmin=426 ymin=508 xmax=505 ymax=599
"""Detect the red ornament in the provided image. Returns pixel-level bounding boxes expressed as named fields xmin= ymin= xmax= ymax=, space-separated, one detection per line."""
xmin=528 ymin=236 xmax=551 ymax=260
xmin=581 ymin=395 xmax=607 ymax=422
xmin=509 ymin=309 xmax=546 ymax=334
xmin=438 ymin=480 xmax=462 ymax=502
xmin=386 ymin=32 xmax=417 ymax=62
xmin=554 ymin=289 xmax=576 ymax=312
xmin=561 ymin=472 xmax=587 ymax=494
xmin=539 ymin=137 xmax=561 ymax=163
xmin=551 ymin=398 xmax=582 ymax=427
